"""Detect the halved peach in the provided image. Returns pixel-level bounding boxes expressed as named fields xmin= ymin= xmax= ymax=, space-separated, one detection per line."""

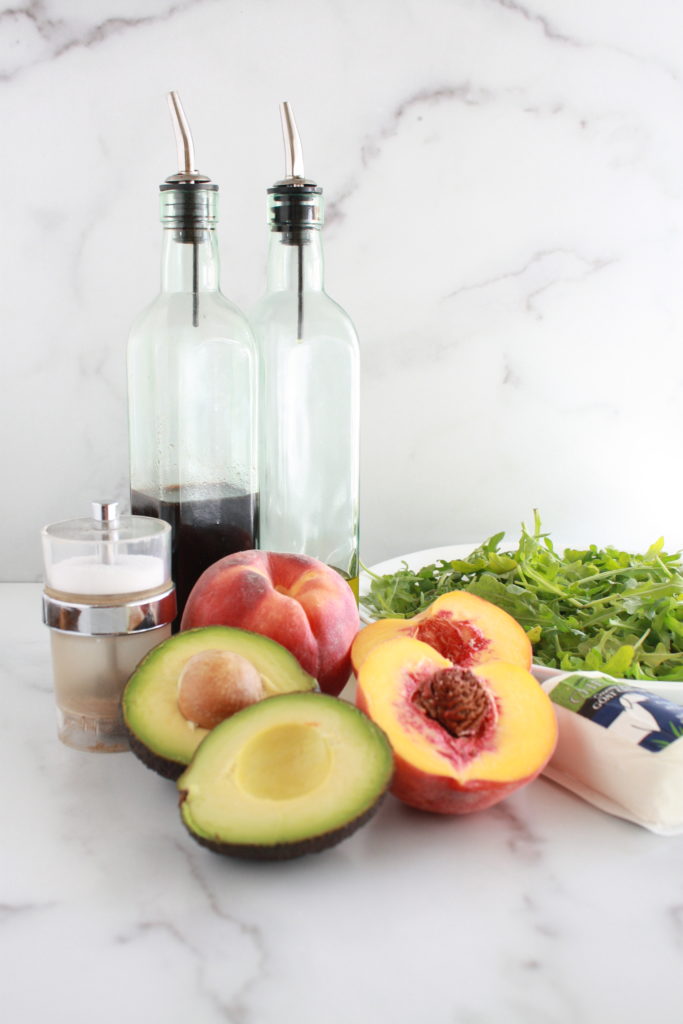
xmin=356 ymin=636 xmax=557 ymax=814
xmin=353 ymin=591 xmax=531 ymax=675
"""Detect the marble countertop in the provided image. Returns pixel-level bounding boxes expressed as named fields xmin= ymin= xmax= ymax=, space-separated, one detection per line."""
xmin=4 ymin=582 xmax=681 ymax=1024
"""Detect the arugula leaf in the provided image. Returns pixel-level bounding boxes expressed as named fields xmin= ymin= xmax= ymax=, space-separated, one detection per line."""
xmin=361 ymin=513 xmax=683 ymax=682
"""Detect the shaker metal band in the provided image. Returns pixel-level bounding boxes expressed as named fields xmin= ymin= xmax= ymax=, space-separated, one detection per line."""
xmin=42 ymin=585 xmax=177 ymax=636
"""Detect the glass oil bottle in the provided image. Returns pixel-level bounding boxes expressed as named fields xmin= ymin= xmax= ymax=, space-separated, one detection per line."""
xmin=250 ymin=103 xmax=360 ymax=596
xmin=127 ymin=93 xmax=258 ymax=623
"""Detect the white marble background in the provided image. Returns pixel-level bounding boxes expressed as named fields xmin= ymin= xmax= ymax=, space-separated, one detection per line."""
xmin=2 ymin=0 xmax=683 ymax=580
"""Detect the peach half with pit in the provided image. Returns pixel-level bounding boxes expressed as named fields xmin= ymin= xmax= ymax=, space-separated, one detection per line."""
xmin=352 ymin=591 xmax=532 ymax=675
xmin=181 ymin=550 xmax=360 ymax=697
xmin=355 ymin=637 xmax=557 ymax=814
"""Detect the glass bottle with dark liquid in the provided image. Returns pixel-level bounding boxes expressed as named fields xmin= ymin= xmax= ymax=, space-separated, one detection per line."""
xmin=128 ymin=94 xmax=258 ymax=625
xmin=131 ymin=485 xmax=257 ymax=626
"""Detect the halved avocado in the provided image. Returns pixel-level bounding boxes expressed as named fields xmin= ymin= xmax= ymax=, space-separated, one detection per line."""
xmin=177 ymin=692 xmax=394 ymax=860
xmin=122 ymin=626 xmax=317 ymax=780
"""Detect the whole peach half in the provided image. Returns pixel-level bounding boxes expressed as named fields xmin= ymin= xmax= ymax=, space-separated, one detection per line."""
xmin=356 ymin=636 xmax=557 ymax=814
xmin=353 ymin=591 xmax=532 ymax=675
xmin=181 ymin=550 xmax=359 ymax=696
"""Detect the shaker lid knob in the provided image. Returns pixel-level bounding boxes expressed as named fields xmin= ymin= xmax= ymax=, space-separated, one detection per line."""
xmin=91 ymin=501 xmax=119 ymax=524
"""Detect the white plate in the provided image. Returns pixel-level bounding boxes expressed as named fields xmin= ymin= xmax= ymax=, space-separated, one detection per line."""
xmin=359 ymin=544 xmax=683 ymax=706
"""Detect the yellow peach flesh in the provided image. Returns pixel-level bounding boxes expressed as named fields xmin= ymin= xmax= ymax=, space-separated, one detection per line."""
xmin=357 ymin=637 xmax=556 ymax=785
xmin=353 ymin=590 xmax=532 ymax=673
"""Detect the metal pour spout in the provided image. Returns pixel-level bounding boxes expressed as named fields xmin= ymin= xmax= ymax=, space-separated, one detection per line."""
xmin=169 ymin=91 xmax=195 ymax=175
xmin=276 ymin=102 xmax=316 ymax=187
xmin=161 ymin=91 xmax=214 ymax=328
xmin=165 ymin=90 xmax=211 ymax=185
xmin=281 ymin=101 xmax=305 ymax=181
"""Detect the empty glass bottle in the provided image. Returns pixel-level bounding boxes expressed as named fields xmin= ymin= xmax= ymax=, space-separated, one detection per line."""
xmin=127 ymin=93 xmax=258 ymax=623
xmin=250 ymin=103 xmax=360 ymax=596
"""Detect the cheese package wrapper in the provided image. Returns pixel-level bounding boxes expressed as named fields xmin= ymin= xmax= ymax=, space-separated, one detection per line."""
xmin=540 ymin=671 xmax=683 ymax=835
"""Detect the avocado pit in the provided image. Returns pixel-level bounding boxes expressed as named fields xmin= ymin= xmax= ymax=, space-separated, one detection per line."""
xmin=177 ymin=649 xmax=264 ymax=729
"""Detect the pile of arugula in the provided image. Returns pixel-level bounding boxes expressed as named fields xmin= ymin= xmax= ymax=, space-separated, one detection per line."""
xmin=361 ymin=511 xmax=683 ymax=681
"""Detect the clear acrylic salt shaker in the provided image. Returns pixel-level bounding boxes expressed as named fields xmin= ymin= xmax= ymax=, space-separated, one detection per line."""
xmin=41 ymin=502 xmax=176 ymax=752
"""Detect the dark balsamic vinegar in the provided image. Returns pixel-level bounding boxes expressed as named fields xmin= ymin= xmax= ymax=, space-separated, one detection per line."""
xmin=131 ymin=485 xmax=258 ymax=627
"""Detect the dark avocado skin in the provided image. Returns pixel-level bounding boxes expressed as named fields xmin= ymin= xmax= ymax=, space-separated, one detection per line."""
xmin=178 ymin=788 xmax=390 ymax=861
xmin=125 ymin=727 xmax=186 ymax=781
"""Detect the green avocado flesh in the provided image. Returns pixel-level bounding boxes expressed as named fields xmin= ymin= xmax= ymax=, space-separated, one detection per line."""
xmin=122 ymin=626 xmax=317 ymax=779
xmin=177 ymin=692 xmax=394 ymax=860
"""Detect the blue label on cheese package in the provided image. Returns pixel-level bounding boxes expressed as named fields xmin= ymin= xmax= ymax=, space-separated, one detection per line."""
xmin=549 ymin=673 xmax=683 ymax=753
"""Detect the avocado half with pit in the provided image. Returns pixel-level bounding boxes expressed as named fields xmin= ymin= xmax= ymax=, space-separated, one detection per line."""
xmin=178 ymin=692 xmax=394 ymax=860
xmin=122 ymin=626 xmax=317 ymax=780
